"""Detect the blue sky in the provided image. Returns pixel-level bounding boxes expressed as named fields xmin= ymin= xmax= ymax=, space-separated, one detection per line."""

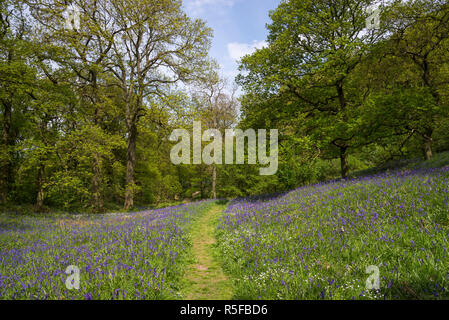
xmin=182 ymin=0 xmax=282 ymax=84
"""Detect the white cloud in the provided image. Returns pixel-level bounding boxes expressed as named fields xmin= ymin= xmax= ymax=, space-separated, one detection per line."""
xmin=227 ymin=40 xmax=267 ymax=62
xmin=184 ymin=0 xmax=235 ymax=15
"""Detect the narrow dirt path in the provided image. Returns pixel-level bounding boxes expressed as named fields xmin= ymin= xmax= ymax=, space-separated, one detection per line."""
xmin=183 ymin=203 xmax=233 ymax=300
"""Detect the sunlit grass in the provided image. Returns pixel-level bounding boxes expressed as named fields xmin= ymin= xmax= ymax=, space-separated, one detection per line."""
xmin=217 ymin=166 xmax=449 ymax=299
xmin=0 ymin=201 xmax=213 ymax=300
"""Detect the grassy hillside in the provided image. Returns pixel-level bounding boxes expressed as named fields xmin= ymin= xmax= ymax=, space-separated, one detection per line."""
xmin=217 ymin=164 xmax=449 ymax=299
xmin=1 ymin=155 xmax=448 ymax=300
xmin=0 ymin=201 xmax=214 ymax=299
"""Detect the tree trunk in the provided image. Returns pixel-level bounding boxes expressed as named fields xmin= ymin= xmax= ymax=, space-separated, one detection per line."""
xmin=92 ymin=153 xmax=103 ymax=212
xmin=340 ymin=146 xmax=349 ymax=179
xmin=422 ymin=129 xmax=433 ymax=161
xmin=124 ymin=120 xmax=138 ymax=210
xmin=36 ymin=164 xmax=45 ymax=212
xmin=336 ymin=82 xmax=350 ymax=179
xmin=0 ymin=100 xmax=12 ymax=204
xmin=421 ymin=57 xmax=436 ymax=161
xmin=90 ymin=72 xmax=104 ymax=212
xmin=211 ymin=165 xmax=217 ymax=199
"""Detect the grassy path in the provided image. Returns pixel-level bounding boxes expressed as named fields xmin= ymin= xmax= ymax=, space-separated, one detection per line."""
xmin=183 ymin=203 xmax=233 ymax=300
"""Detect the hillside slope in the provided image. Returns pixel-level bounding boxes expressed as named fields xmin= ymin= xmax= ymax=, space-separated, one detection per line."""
xmin=217 ymin=165 xmax=449 ymax=299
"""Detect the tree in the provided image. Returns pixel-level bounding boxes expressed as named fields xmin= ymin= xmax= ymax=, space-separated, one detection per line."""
xmin=238 ymin=0 xmax=390 ymax=178
xmin=192 ymin=67 xmax=238 ymax=198
xmin=27 ymin=0 xmax=212 ymax=210
xmin=386 ymin=0 xmax=449 ymax=159
xmin=0 ymin=0 xmax=36 ymax=203
xmin=27 ymin=0 xmax=127 ymax=212
xmin=105 ymin=0 xmax=212 ymax=209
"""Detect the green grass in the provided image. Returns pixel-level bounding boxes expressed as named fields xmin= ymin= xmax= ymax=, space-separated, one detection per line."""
xmin=181 ymin=202 xmax=234 ymax=300
xmin=353 ymin=151 xmax=449 ymax=178
xmin=0 ymin=201 xmax=214 ymax=300
xmin=216 ymin=166 xmax=449 ymax=299
xmin=415 ymin=151 xmax=449 ymax=169
xmin=2 ymin=152 xmax=449 ymax=300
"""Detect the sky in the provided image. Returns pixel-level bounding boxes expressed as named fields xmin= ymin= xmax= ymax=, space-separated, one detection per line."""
xmin=182 ymin=0 xmax=282 ymax=85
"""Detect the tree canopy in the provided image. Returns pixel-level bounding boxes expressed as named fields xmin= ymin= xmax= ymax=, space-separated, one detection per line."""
xmin=1 ymin=0 xmax=448 ymax=212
